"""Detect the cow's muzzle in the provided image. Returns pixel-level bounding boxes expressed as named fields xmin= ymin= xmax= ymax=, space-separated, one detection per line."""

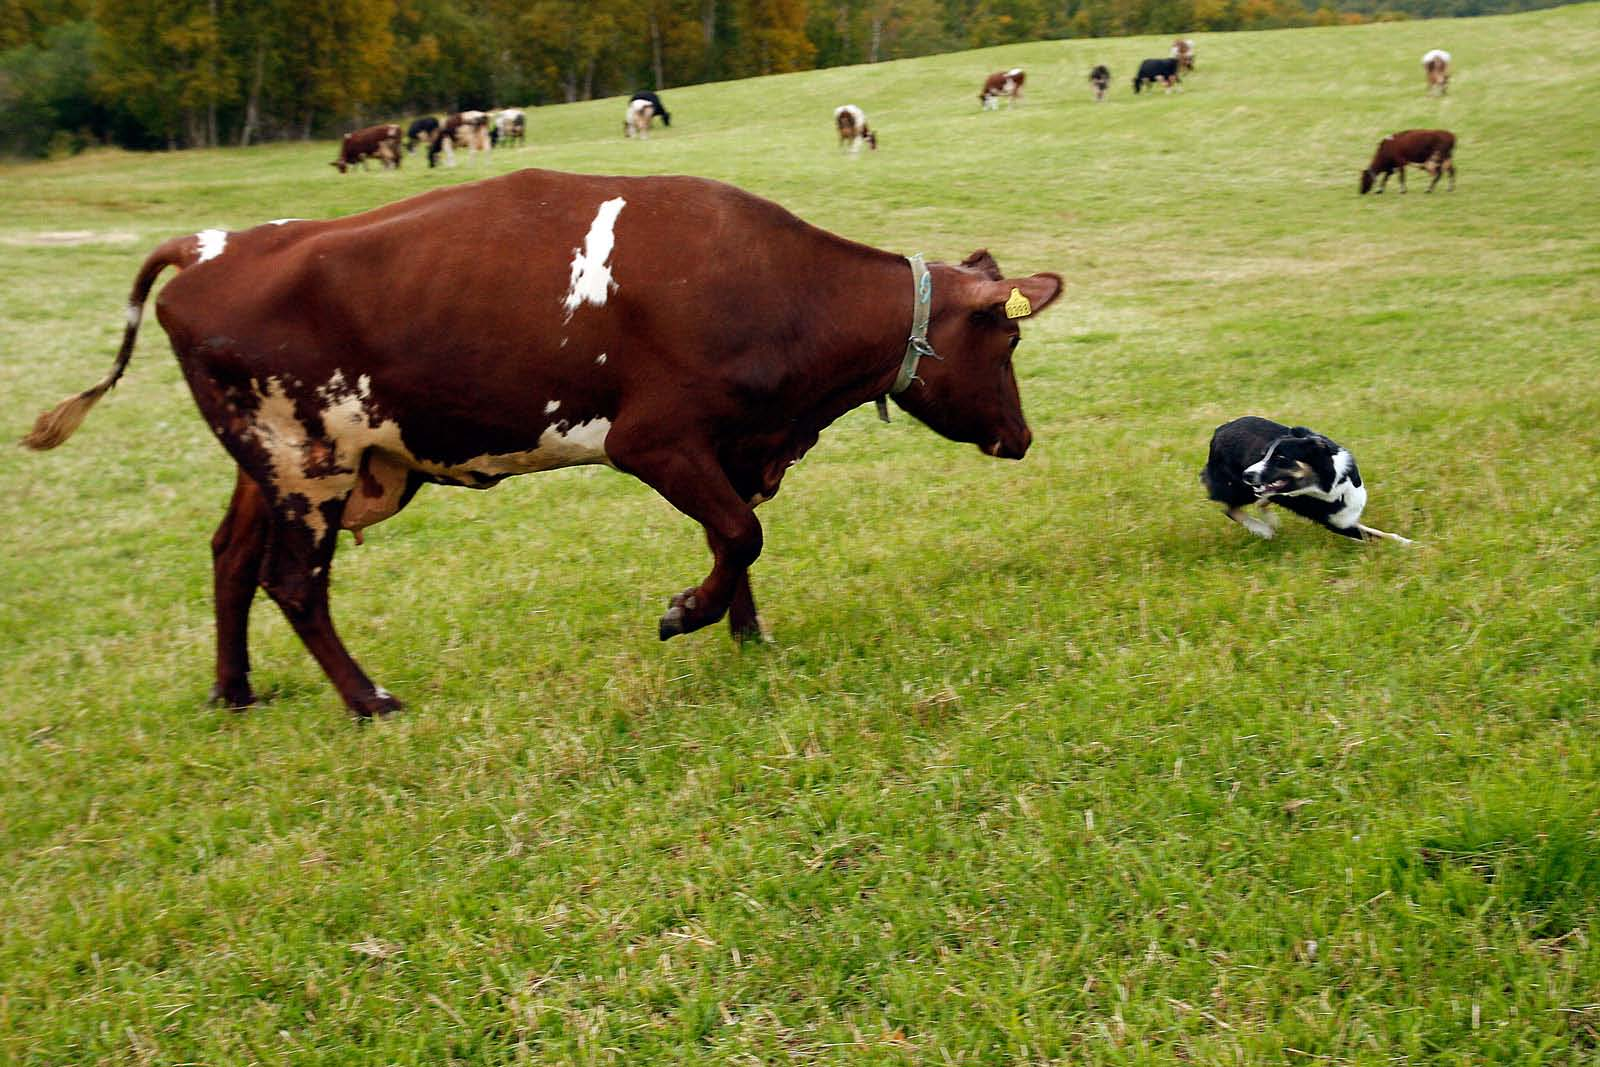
xmin=987 ymin=427 xmax=1031 ymax=460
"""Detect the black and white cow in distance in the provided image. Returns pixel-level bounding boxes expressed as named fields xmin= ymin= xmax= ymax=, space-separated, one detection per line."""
xmin=630 ymin=91 xmax=671 ymax=128
xmin=1133 ymin=58 xmax=1181 ymax=94
xmin=1089 ymin=65 xmax=1111 ymax=101
xmin=405 ymin=116 xmax=439 ymax=154
xmin=23 ymin=168 xmax=1064 ymax=718
xmin=493 ymin=108 xmax=526 ymax=148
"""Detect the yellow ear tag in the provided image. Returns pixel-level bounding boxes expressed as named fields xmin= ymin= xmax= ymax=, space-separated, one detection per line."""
xmin=1004 ymin=287 xmax=1032 ymax=319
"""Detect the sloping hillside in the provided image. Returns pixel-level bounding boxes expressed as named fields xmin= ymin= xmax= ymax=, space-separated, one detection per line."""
xmin=2 ymin=5 xmax=1598 ymax=1062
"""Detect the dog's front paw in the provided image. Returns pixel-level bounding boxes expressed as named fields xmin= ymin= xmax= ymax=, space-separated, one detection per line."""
xmin=1241 ymin=515 xmax=1276 ymax=540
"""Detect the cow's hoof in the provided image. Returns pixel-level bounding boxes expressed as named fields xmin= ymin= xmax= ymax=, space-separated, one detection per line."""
xmin=349 ymin=688 xmax=403 ymax=719
xmin=209 ymin=679 xmax=257 ymax=710
xmin=659 ymin=591 xmax=700 ymax=640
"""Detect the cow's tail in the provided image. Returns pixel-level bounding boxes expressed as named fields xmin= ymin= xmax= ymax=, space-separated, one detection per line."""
xmin=21 ymin=235 xmax=195 ymax=450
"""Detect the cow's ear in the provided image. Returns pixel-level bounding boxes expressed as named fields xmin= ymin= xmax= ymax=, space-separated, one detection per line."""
xmin=961 ymin=249 xmax=1004 ymax=281
xmin=973 ymin=273 xmax=1063 ymax=319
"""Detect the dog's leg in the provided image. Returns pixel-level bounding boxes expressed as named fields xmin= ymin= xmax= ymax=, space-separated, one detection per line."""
xmin=1226 ymin=506 xmax=1275 ymax=539
xmin=1356 ymin=523 xmax=1414 ymax=545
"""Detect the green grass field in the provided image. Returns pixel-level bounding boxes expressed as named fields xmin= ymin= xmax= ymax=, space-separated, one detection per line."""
xmin=4 ymin=5 xmax=1600 ymax=1062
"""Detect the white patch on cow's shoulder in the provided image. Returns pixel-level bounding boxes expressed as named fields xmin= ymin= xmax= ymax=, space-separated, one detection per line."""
xmin=1007 ymin=67 xmax=1024 ymax=78
xmin=267 ymin=218 xmax=303 ymax=226
xmin=126 ymin=303 xmax=142 ymax=328
xmin=562 ymin=197 xmax=626 ymax=320
xmin=196 ymin=229 xmax=228 ymax=263
xmin=545 ymin=400 xmax=561 ymax=414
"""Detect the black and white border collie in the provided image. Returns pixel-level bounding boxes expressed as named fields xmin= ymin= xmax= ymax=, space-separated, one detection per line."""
xmin=1201 ymin=417 xmax=1411 ymax=543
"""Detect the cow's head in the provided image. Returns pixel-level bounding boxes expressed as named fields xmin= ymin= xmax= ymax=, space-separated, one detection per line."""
xmin=1360 ymin=168 xmax=1376 ymax=194
xmin=890 ymin=250 xmax=1062 ymax=460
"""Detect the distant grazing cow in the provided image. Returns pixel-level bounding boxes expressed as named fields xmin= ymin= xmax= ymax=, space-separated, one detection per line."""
xmin=1089 ymin=65 xmax=1111 ymax=101
xmin=833 ymin=104 xmax=877 ymax=152
xmin=1423 ymin=49 xmax=1451 ymax=95
xmin=23 ymin=168 xmax=1064 ymax=717
xmin=1360 ymin=128 xmax=1456 ymax=194
xmin=1171 ymin=38 xmax=1196 ymax=71
xmin=980 ymin=68 xmax=1025 ymax=110
xmin=331 ymin=124 xmax=401 ymax=173
xmin=1133 ymin=58 xmax=1181 ymax=94
xmin=630 ymin=91 xmax=672 ymax=128
xmin=624 ymin=98 xmax=655 ymax=139
xmin=494 ymin=108 xmax=526 ymax=148
xmin=428 ymin=110 xmax=491 ymax=167
xmin=405 ymin=116 xmax=438 ymax=154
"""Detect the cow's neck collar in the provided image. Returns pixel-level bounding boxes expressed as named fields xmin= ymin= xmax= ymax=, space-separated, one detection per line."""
xmin=876 ymin=253 xmax=938 ymax=422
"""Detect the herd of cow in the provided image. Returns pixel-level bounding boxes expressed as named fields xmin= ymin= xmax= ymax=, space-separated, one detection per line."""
xmin=837 ymin=43 xmax=1458 ymax=197
xmin=23 ymin=37 xmax=1460 ymax=717
xmin=331 ymin=91 xmax=674 ymax=173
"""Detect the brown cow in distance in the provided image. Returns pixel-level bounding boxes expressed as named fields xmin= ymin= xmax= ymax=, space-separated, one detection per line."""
xmin=980 ymin=68 xmax=1025 ymax=109
xmin=23 ymin=169 xmax=1064 ymax=718
xmin=332 ymin=123 xmax=401 ymax=173
xmin=1360 ymin=129 xmax=1456 ymax=194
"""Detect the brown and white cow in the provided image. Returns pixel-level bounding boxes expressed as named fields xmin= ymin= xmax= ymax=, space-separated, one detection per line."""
xmin=331 ymin=124 xmax=401 ymax=173
xmin=1360 ymin=128 xmax=1456 ymax=194
xmin=833 ymin=104 xmax=877 ymax=152
xmin=1422 ymin=49 xmax=1450 ymax=95
xmin=980 ymin=68 xmax=1025 ymax=110
xmin=24 ymin=169 xmax=1064 ymax=718
xmin=427 ymin=110 xmax=491 ymax=167
xmin=624 ymin=98 xmax=655 ymax=139
xmin=1171 ymin=38 xmax=1196 ymax=72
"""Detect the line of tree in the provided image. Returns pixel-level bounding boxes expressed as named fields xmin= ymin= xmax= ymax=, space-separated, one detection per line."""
xmin=0 ymin=0 xmax=1567 ymax=157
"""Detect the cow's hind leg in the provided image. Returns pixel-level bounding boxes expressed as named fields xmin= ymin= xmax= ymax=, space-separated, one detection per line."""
xmin=257 ymin=495 xmax=401 ymax=718
xmin=211 ymin=469 xmax=271 ymax=708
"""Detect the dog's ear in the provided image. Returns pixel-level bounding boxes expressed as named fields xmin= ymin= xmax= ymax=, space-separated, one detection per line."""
xmin=1289 ymin=426 xmax=1314 ymax=438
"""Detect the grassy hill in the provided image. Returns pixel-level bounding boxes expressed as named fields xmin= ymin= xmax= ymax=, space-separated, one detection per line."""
xmin=3 ymin=4 xmax=1598 ymax=1062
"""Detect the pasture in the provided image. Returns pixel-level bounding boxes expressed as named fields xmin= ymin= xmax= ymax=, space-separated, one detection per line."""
xmin=3 ymin=4 xmax=1599 ymax=1062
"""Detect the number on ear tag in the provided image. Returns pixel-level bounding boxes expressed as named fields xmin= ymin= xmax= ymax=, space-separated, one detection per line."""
xmin=1004 ymin=287 xmax=1032 ymax=319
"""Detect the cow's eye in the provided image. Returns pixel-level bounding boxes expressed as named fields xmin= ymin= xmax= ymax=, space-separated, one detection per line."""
xmin=1007 ymin=335 xmax=1021 ymax=352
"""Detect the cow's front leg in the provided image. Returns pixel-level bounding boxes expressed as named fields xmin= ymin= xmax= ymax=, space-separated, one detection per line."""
xmin=609 ymin=434 xmax=763 ymax=640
